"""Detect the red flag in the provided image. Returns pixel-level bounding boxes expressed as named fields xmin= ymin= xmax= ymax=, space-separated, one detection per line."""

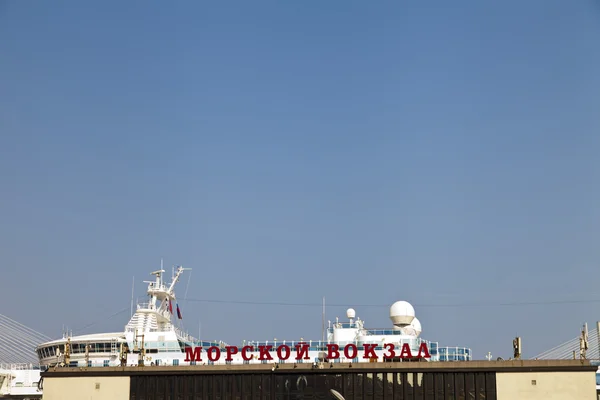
xmin=168 ymin=299 xmax=173 ymax=314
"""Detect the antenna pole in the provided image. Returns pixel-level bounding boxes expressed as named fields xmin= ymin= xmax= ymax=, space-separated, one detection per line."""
xmin=130 ymin=276 xmax=135 ymax=317
xmin=322 ymin=296 xmax=325 ymax=344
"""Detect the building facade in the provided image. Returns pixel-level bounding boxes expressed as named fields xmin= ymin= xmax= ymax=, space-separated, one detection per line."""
xmin=40 ymin=360 xmax=597 ymax=400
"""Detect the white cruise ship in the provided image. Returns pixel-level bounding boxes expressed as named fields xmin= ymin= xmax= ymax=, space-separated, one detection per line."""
xmin=35 ymin=265 xmax=472 ymax=369
xmin=0 ymin=363 xmax=42 ymax=399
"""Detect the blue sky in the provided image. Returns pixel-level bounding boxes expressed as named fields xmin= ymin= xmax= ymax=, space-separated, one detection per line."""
xmin=1 ymin=0 xmax=599 ymax=360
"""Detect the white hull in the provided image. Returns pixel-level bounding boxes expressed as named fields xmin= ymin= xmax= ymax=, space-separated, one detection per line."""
xmin=0 ymin=364 xmax=42 ymax=398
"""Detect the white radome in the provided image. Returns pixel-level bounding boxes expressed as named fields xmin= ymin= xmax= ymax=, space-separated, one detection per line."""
xmin=346 ymin=308 xmax=356 ymax=319
xmin=389 ymin=300 xmax=415 ymax=325
xmin=410 ymin=316 xmax=422 ymax=336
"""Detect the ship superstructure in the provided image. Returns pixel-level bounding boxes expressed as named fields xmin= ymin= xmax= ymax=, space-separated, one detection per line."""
xmin=35 ymin=265 xmax=472 ymax=368
xmin=0 ymin=363 xmax=42 ymax=398
xmin=35 ymin=265 xmax=210 ymax=368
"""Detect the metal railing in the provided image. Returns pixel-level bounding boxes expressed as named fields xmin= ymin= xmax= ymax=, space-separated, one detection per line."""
xmin=0 ymin=363 xmax=41 ymax=370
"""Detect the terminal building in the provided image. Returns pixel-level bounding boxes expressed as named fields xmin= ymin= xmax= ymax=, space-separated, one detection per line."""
xmin=39 ymin=359 xmax=597 ymax=400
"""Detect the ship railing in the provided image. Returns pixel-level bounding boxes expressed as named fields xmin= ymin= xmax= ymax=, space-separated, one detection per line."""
xmin=0 ymin=363 xmax=41 ymax=371
xmin=62 ymin=345 xmax=471 ymax=367
xmin=51 ymin=341 xmax=469 ymax=359
xmin=437 ymin=347 xmax=472 ymax=356
xmin=136 ymin=302 xmax=151 ymax=310
xmin=327 ymin=327 xmax=434 ymax=336
xmin=125 ymin=327 xmax=160 ymax=333
xmin=183 ymin=340 xmax=229 ymax=348
xmin=121 ymin=340 xmax=226 ymax=351
xmin=239 ymin=339 xmax=437 ymax=352
xmin=136 ymin=341 xmax=185 ymax=351
xmin=101 ymin=339 xmax=429 ymax=352
xmin=329 ymin=322 xmax=359 ymax=329
xmin=363 ymin=329 xmax=415 ymax=335
xmin=327 ymin=327 xmax=417 ymax=335
xmin=173 ymin=326 xmax=199 ymax=343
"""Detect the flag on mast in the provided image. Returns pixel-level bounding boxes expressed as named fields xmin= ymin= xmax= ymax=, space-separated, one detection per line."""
xmin=168 ymin=299 xmax=173 ymax=314
xmin=176 ymin=303 xmax=182 ymax=320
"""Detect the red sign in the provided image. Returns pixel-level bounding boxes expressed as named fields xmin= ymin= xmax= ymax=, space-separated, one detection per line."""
xmin=184 ymin=342 xmax=431 ymax=362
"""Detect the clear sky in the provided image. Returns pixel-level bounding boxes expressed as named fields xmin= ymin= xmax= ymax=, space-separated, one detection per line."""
xmin=1 ymin=0 xmax=599 ymax=360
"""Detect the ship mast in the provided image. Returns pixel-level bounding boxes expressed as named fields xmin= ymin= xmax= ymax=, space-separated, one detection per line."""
xmin=168 ymin=266 xmax=191 ymax=294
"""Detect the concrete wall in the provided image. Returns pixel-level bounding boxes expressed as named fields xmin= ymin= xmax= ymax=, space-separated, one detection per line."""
xmin=497 ymin=371 xmax=597 ymax=400
xmin=42 ymin=376 xmax=129 ymax=400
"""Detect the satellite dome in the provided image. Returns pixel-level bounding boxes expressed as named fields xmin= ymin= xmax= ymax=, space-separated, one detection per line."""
xmin=346 ymin=308 xmax=356 ymax=319
xmin=389 ymin=301 xmax=415 ymax=325
xmin=410 ymin=316 xmax=422 ymax=337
